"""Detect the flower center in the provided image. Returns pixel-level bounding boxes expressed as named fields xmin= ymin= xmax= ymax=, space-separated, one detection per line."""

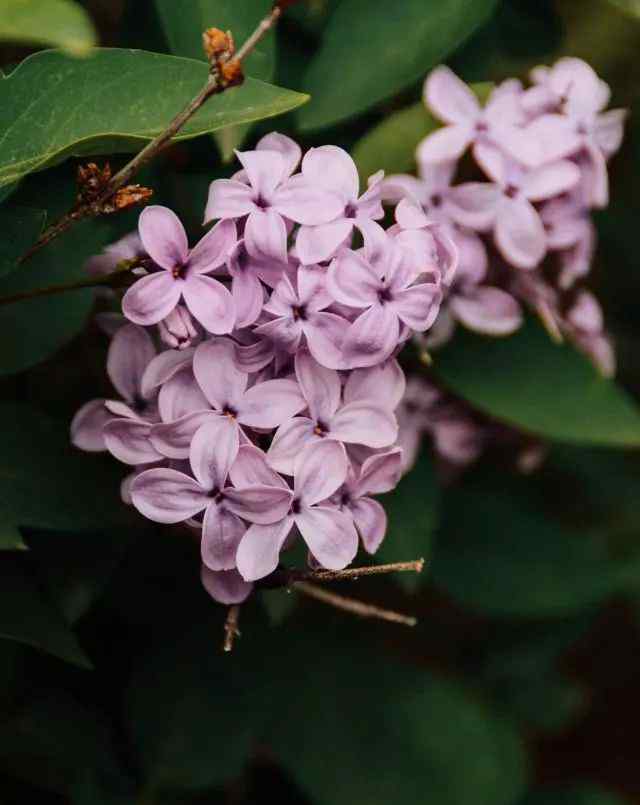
xmin=172 ymin=263 xmax=187 ymax=280
xmin=475 ymin=120 xmax=489 ymax=134
xmin=255 ymin=194 xmax=270 ymax=210
xmin=292 ymin=305 xmax=307 ymax=321
xmin=344 ymin=202 xmax=358 ymax=219
xmin=132 ymin=394 xmax=148 ymax=414
xmin=207 ymin=486 xmax=225 ymax=504
xmin=504 ymin=183 xmax=519 ymax=199
xmin=378 ymin=287 xmax=393 ymax=304
xmin=429 ymin=193 xmax=442 ymax=208
xmin=222 ymin=405 xmax=237 ymax=420
xmin=291 ymin=498 xmax=302 ymax=515
xmin=313 ymin=420 xmax=329 ymax=437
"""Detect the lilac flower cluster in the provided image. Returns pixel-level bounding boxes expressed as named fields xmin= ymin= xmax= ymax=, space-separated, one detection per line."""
xmin=383 ymin=57 xmax=626 ymax=375
xmin=71 ymin=133 xmax=455 ymax=604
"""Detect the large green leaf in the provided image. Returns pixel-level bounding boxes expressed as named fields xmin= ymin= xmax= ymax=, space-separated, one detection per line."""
xmin=606 ymin=0 xmax=640 ymax=19
xmin=376 ymin=450 xmax=439 ymax=592
xmin=0 ymin=205 xmax=45 ymax=280
xmin=352 ymin=83 xmax=492 ymax=180
xmin=0 ymin=403 xmax=132 ymax=531
xmin=431 ymin=477 xmax=626 ymax=618
xmin=0 ymin=557 xmax=91 ymax=668
xmin=154 ymin=0 xmax=274 ymax=79
xmin=434 ymin=320 xmax=640 ymax=447
xmin=0 ymin=0 xmax=96 ymax=56
xmin=297 ymin=0 xmax=499 ymax=131
xmin=0 ymin=48 xmax=309 ymax=189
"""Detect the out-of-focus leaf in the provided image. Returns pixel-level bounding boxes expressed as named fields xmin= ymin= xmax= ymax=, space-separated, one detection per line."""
xmin=261 ymin=588 xmax=297 ymax=624
xmin=0 ymin=0 xmax=96 ymax=56
xmin=352 ymin=83 xmax=492 ymax=180
xmin=435 ymin=320 xmax=640 ymax=447
xmin=71 ymin=767 xmax=135 ymax=805
xmin=154 ymin=0 xmax=274 ymax=78
xmin=498 ymin=676 xmax=585 ymax=733
xmin=0 ymin=49 xmax=309 ymax=188
xmin=0 ymin=205 xmax=45 ymax=280
xmin=297 ymin=0 xmax=499 ymax=130
xmin=432 ymin=477 xmax=625 ymax=618
xmin=0 ymin=403 xmax=132 ymax=530
xmin=376 ymin=450 xmax=439 ymax=592
xmin=518 ymin=785 xmax=629 ymax=805
xmin=607 ymin=0 xmax=640 ymax=19
xmin=0 ymin=523 xmax=27 ymax=551
xmin=0 ymin=557 xmax=91 ymax=668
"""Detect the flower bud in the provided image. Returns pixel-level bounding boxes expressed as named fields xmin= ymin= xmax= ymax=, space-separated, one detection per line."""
xmin=158 ymin=306 xmax=199 ymax=350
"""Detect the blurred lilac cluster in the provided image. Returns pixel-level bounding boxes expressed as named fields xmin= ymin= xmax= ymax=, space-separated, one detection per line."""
xmin=382 ymin=57 xmax=626 ymax=376
xmin=71 ymin=133 xmax=455 ymax=604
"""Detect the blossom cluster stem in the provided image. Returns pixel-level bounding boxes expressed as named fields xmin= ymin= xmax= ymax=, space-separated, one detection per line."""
xmin=294 ymin=581 xmax=418 ymax=627
xmin=223 ymin=605 xmax=241 ymax=652
xmin=18 ymin=2 xmax=286 ymax=265
xmin=294 ymin=558 xmax=425 ymax=583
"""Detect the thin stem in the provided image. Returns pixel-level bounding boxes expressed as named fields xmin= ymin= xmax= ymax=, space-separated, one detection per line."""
xmin=223 ymin=605 xmax=241 ymax=652
xmin=294 ymin=582 xmax=417 ymax=627
xmin=0 ymin=263 xmax=133 ymax=306
xmin=294 ymin=558 xmax=425 ymax=583
xmin=20 ymin=2 xmax=285 ymax=264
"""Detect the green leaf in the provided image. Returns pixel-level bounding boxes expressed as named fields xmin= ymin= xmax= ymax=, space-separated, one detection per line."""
xmin=606 ymin=0 xmax=640 ymax=19
xmin=434 ymin=319 xmax=640 ymax=447
xmin=0 ymin=403 xmax=133 ymax=532
xmin=431 ymin=476 xmax=625 ymax=618
xmin=154 ymin=0 xmax=274 ymax=79
xmin=518 ymin=786 xmax=629 ymax=805
xmin=352 ymin=83 xmax=492 ymax=180
xmin=0 ymin=0 xmax=96 ymax=56
xmin=0 ymin=557 xmax=91 ymax=667
xmin=0 ymin=48 xmax=309 ymax=189
xmin=0 ymin=205 xmax=45 ymax=280
xmin=297 ymin=0 xmax=499 ymax=131
xmin=376 ymin=450 xmax=439 ymax=592
xmin=0 ymin=523 xmax=27 ymax=551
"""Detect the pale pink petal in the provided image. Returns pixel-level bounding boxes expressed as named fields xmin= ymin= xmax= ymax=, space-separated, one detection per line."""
xmin=297 ymin=264 xmax=333 ymax=311
xmin=296 ymin=219 xmax=353 ymax=264
xmin=232 ymin=270 xmax=264 ymax=328
xmin=341 ymin=305 xmax=399 ymax=368
xmin=131 ymin=467 xmax=207 ymax=523
xmin=295 ymin=505 xmax=358 ymax=570
xmin=150 ymin=411 xmax=218 ymax=459
xmin=256 ymin=132 xmax=301 ymax=176
xmin=380 ymin=174 xmax=427 ymax=205
xmin=70 ymin=399 xmax=109 ymax=452
xmin=157 ymin=370 xmax=209 ymax=423
xmin=304 ymin=312 xmax=351 ymax=370
xmin=244 ymin=208 xmax=288 ymax=262
xmin=103 ymin=418 xmax=164 ymax=465
xmin=327 ymin=251 xmax=380 ymax=307
xmin=521 ymin=160 xmax=581 ymax=201
xmin=106 ymin=323 xmax=156 ymax=402
xmin=201 ymin=566 xmax=253 ymax=604
xmin=450 ymin=286 xmax=523 ymax=335
xmin=188 ymin=218 xmax=236 ymax=274
xmin=138 ymin=205 xmax=188 ymax=269
xmin=302 ymin=145 xmax=359 ymax=201
xmin=236 ymin=517 xmax=294 ymax=581
xmin=238 ymin=378 xmax=306 ymax=428
xmin=193 ymin=338 xmax=248 ymax=410
xmin=189 ymin=416 xmax=239 ymax=490
xmin=104 ymin=399 xmax=138 ymax=419
xmin=580 ymin=143 xmax=609 ymax=208
xmin=472 ymin=140 xmax=507 ymax=184
xmin=351 ymin=497 xmax=387 ymax=554
xmin=392 ymin=283 xmax=441 ymax=331
xmin=495 ymin=198 xmax=546 ymax=269
xmin=356 ymin=450 xmax=403 ymax=496
xmin=417 ymin=124 xmax=473 ymax=164
xmin=424 ymin=65 xmax=480 ymax=124
xmin=294 ymin=439 xmax=348 ymax=505
xmin=395 ymin=198 xmax=431 ymax=230
xmin=295 ymin=350 xmax=341 ymax=423
xmin=224 ymin=484 xmax=292 ymax=524
xmin=272 ymin=175 xmax=344 ymax=225
xmin=254 ymin=316 xmax=302 ymax=354
xmin=235 ymin=148 xmax=286 ymax=197
xmin=230 ymin=444 xmax=288 ymax=489
xmin=343 ymin=360 xmax=406 ymax=409
xmin=140 ymin=348 xmax=195 ymax=399
xmin=182 ymin=274 xmax=235 ymax=335
xmin=593 ymin=109 xmax=627 ymax=157
xmin=204 ymin=178 xmax=256 ymax=221
xmin=233 ymin=338 xmax=274 ymax=373
xmin=330 ymin=402 xmax=397 ymax=448
xmin=447 ymin=183 xmax=501 ymax=231
xmin=201 ymin=505 xmax=246 ymax=571
xmin=517 ymin=115 xmax=581 ymax=167
xmin=122 ymin=272 xmax=182 ymax=326
xmin=549 ymin=57 xmax=609 ymax=116
xmin=267 ymin=417 xmax=318 ymax=475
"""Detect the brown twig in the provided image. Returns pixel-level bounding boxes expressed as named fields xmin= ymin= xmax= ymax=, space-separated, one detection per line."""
xmin=223 ymin=605 xmax=241 ymax=652
xmin=19 ymin=2 xmax=285 ymax=265
xmin=294 ymin=582 xmax=417 ymax=627
xmin=294 ymin=558 xmax=425 ymax=583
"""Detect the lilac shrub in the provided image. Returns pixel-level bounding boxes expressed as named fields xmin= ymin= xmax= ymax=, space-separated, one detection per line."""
xmin=71 ymin=58 xmax=626 ymax=605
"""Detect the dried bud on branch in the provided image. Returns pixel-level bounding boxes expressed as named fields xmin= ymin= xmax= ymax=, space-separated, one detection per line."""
xmin=202 ymin=27 xmax=235 ymax=63
xmin=76 ymin=162 xmax=112 ymax=204
xmin=102 ymin=184 xmax=154 ymax=214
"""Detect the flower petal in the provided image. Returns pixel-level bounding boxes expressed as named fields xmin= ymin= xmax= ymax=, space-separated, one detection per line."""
xmin=224 ymin=484 xmax=293 ymax=524
xmin=327 ymin=250 xmax=380 ymax=307
xmin=236 ymin=517 xmax=294 ymax=581
xmin=201 ymin=505 xmax=246 ymax=571
xmin=343 ymin=360 xmax=406 ymax=409
xmin=295 ymin=505 xmax=358 ymax=570
xmin=150 ymin=411 xmax=217 ymax=459
xmin=193 ymin=338 xmax=248 ymax=410
xmin=140 ymin=347 xmax=195 ymax=399
xmin=254 ymin=316 xmax=302 ymax=354
xmin=201 ymin=566 xmax=253 ymax=604
xmin=295 ymin=350 xmax=341 ymax=423
xmin=447 ymin=182 xmax=501 ymax=231
xmin=521 ymin=160 xmax=581 ymax=202
xmin=416 ymin=124 xmax=472 ymax=164
xmin=244 ymin=208 xmax=288 ymax=262
xmin=296 ymin=219 xmax=353 ymax=265
xmin=450 ymin=286 xmax=523 ymax=335
xmin=256 ymin=132 xmax=302 ymax=176
xmin=302 ymin=145 xmax=359 ymax=201
xmin=130 ymin=468 xmax=206 ymax=523
xmin=273 ymin=174 xmax=344 ymax=225
xmin=182 ymin=274 xmax=235 ymax=334
xmin=392 ymin=283 xmax=441 ymax=331
xmin=232 ymin=270 xmax=265 ymax=328
xmin=294 ymin=439 xmax=348 ymax=505
xmin=267 ymin=417 xmax=317 ymax=475
xmin=304 ymin=312 xmax=351 ymax=370
xmin=341 ymin=305 xmax=400 ymax=369
xmin=233 ymin=337 xmax=274 ymax=373
xmin=238 ymin=378 xmax=306 ymax=428
xmin=235 ymin=148 xmax=286 ymax=197
xmin=189 ymin=416 xmax=239 ymax=490
xmin=495 ymin=198 xmax=546 ymax=269
xmin=138 ymin=205 xmax=188 ymax=269
xmin=188 ymin=218 xmax=236 ymax=274
xmin=593 ymin=109 xmax=627 ymax=157
xmin=330 ymin=401 xmax=398 ymax=448
xmin=204 ymin=178 xmax=255 ymax=221
xmin=351 ymin=497 xmax=387 ymax=554
xmin=122 ymin=272 xmax=182 ymax=326
xmin=103 ymin=418 xmax=164 ymax=465
xmin=230 ymin=444 xmax=288 ymax=489
xmin=157 ymin=369 xmax=209 ymax=423
xmin=70 ymin=399 xmax=109 ymax=452
xmin=106 ymin=323 xmax=156 ymax=402
xmin=356 ymin=449 xmax=403 ymax=496
xmin=424 ymin=65 xmax=480 ymax=124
